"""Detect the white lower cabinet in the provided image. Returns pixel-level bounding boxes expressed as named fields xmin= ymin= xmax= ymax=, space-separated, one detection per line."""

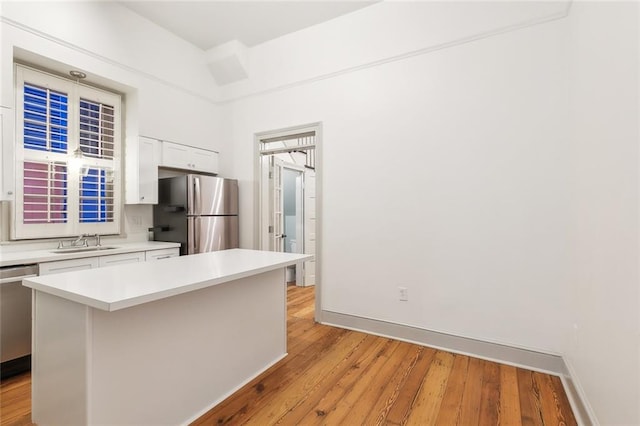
xmin=39 ymin=257 xmax=99 ymax=276
xmin=39 ymin=247 xmax=179 ymax=276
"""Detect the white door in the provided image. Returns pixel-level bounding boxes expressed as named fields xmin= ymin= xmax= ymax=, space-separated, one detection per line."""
xmin=303 ymin=169 xmax=316 ymax=286
xmin=270 ymin=157 xmax=285 ymax=252
xmin=260 ymin=156 xmax=270 ymax=251
xmin=293 ymin=171 xmax=304 ymax=284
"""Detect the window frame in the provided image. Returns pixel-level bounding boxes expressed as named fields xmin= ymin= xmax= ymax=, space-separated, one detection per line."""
xmin=13 ymin=64 xmax=122 ymax=240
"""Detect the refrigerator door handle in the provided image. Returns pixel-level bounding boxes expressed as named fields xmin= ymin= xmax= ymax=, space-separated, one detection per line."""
xmin=193 ymin=176 xmax=201 ymax=216
xmin=188 ymin=217 xmax=196 ymax=254
xmin=194 ymin=217 xmax=201 ymax=253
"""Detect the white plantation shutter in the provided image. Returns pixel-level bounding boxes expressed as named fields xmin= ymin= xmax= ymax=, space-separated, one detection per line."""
xmin=22 ymin=160 xmax=68 ymax=224
xmin=79 ymin=167 xmax=115 ymax=223
xmin=23 ymin=83 xmax=68 ymax=153
xmin=14 ymin=65 xmax=121 ymax=239
xmin=79 ymin=98 xmax=115 ymax=160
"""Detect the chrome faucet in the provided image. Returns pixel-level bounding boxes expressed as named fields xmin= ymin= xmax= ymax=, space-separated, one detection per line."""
xmin=56 ymin=233 xmax=101 ymax=249
xmin=71 ymin=234 xmax=89 ymax=248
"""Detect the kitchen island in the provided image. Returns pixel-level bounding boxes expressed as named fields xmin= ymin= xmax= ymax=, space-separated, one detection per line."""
xmin=23 ymin=249 xmax=312 ymax=426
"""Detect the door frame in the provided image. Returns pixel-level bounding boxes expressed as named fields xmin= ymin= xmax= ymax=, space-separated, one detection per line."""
xmin=254 ymin=122 xmax=323 ymax=323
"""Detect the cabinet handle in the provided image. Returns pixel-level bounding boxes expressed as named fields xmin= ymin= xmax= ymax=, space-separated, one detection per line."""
xmin=156 ymin=255 xmax=172 ymax=260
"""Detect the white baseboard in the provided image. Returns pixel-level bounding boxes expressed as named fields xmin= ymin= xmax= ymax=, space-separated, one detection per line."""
xmin=560 ymin=357 xmax=599 ymax=426
xmin=320 ymin=309 xmax=595 ymax=425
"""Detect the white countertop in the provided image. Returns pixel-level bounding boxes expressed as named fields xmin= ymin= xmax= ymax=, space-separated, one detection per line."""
xmin=23 ymin=249 xmax=312 ymax=311
xmin=0 ymin=241 xmax=180 ymax=267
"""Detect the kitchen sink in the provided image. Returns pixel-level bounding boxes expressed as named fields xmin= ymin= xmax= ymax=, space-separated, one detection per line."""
xmin=51 ymin=246 xmax=118 ymax=254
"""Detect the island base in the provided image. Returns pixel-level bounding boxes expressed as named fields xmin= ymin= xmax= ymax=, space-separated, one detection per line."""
xmin=32 ymin=269 xmax=286 ymax=425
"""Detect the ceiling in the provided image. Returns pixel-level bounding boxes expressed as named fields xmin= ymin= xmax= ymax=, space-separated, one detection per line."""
xmin=119 ymin=1 xmax=377 ymax=51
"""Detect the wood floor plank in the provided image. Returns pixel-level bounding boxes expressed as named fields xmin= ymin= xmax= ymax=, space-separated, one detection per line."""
xmin=236 ymin=331 xmax=372 ymax=425
xmin=286 ymin=321 xmax=333 ymax=353
xmin=434 ymin=354 xmax=470 ymax=425
xmin=1 ymin=285 xmax=579 ymax=426
xmin=404 ymin=350 xmax=456 ymax=426
xmin=533 ymin=371 xmax=578 ymax=426
xmin=0 ymin=372 xmax=33 ymax=426
xmin=289 ymin=337 xmax=397 ymax=425
xmin=362 ymin=345 xmax=424 ymax=426
xmin=533 ymin=372 xmax=562 ymax=426
xmin=320 ymin=340 xmax=412 ymax=425
xmin=458 ymin=356 xmax=486 ymax=425
xmin=384 ymin=345 xmax=438 ymax=425
xmin=549 ymin=375 xmax=578 ymax=426
xmin=272 ymin=334 xmax=383 ymax=425
xmin=478 ymin=359 xmax=501 ymax=426
xmin=517 ymin=368 xmax=545 ymax=426
xmin=499 ymin=364 xmax=522 ymax=425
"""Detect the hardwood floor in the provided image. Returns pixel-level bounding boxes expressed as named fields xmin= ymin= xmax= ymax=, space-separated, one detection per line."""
xmin=0 ymin=371 xmax=32 ymax=426
xmin=0 ymin=285 xmax=576 ymax=426
xmin=193 ymin=285 xmax=577 ymax=426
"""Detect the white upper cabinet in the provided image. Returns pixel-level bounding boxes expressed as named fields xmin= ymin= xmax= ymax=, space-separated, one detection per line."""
xmin=125 ymin=136 xmax=160 ymax=204
xmin=161 ymin=141 xmax=219 ymax=175
xmin=0 ymin=107 xmax=15 ymax=201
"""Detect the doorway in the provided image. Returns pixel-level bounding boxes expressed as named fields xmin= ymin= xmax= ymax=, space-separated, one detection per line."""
xmin=255 ymin=124 xmax=320 ymax=318
xmin=282 ymin=165 xmax=304 ymax=284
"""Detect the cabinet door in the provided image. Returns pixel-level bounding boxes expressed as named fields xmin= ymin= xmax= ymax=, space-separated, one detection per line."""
xmin=161 ymin=141 xmax=219 ymax=174
xmin=161 ymin=141 xmax=190 ymax=169
xmin=191 ymin=148 xmax=219 ymax=174
xmin=98 ymin=252 xmax=145 ymax=267
xmin=137 ymin=137 xmax=160 ymax=204
xmin=39 ymin=257 xmax=99 ymax=275
xmin=126 ymin=136 xmax=160 ymax=204
xmin=1 ymin=107 xmax=16 ymax=201
xmin=145 ymin=248 xmax=179 ymax=261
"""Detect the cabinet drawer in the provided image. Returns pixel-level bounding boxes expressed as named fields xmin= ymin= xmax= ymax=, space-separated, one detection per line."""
xmin=98 ymin=252 xmax=145 ymax=267
xmin=39 ymin=257 xmax=99 ymax=275
xmin=146 ymin=248 xmax=179 ymax=261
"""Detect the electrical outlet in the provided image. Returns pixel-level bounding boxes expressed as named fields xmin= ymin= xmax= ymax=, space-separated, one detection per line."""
xmin=131 ymin=215 xmax=142 ymax=227
xmin=398 ymin=287 xmax=408 ymax=301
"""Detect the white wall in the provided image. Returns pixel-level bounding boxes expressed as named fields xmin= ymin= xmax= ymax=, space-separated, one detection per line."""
xmin=225 ymin=7 xmax=572 ymax=353
xmin=566 ymin=2 xmax=639 ymax=425
xmin=223 ymin=2 xmax=639 ymax=424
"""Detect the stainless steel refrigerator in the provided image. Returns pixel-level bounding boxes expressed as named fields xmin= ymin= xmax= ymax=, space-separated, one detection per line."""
xmin=153 ymin=175 xmax=239 ymax=255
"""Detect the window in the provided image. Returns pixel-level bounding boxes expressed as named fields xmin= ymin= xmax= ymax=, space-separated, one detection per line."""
xmin=14 ymin=65 xmax=121 ymax=239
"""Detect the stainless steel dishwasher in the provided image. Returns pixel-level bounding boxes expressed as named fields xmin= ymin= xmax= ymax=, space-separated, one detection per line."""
xmin=1 ymin=263 xmax=38 ymax=378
